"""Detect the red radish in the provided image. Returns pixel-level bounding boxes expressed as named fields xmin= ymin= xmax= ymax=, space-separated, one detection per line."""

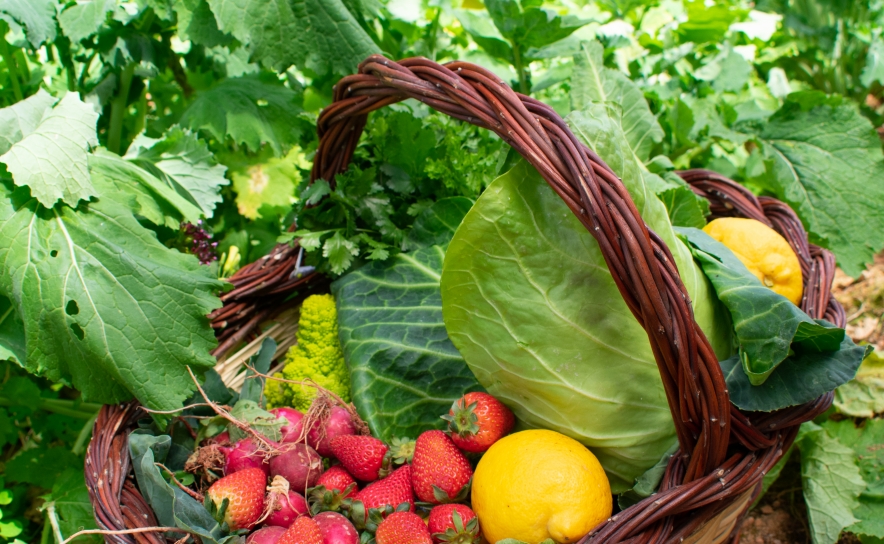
xmin=307 ymin=406 xmax=356 ymax=457
xmin=264 ymin=476 xmax=309 ymax=527
xmin=270 ymin=443 xmax=323 ymax=493
xmin=207 ymin=430 xmax=231 ymax=446
xmin=246 ymin=526 xmax=286 ymax=544
xmin=313 ymin=512 xmax=359 ymax=544
xmin=272 ymin=407 xmax=306 ymax=444
xmin=221 ymin=438 xmax=270 ymax=476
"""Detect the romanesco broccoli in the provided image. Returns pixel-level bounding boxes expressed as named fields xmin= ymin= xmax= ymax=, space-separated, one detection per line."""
xmin=265 ymin=294 xmax=350 ymax=411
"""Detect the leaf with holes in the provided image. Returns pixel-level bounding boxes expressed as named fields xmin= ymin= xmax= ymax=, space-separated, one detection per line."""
xmin=0 ymin=180 xmax=224 ymax=413
xmin=333 ymin=244 xmax=483 ymax=441
xmin=0 ymin=92 xmax=99 ymax=208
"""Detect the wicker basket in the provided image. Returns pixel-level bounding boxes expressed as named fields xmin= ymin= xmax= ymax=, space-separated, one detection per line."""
xmin=85 ymin=56 xmax=843 ymax=544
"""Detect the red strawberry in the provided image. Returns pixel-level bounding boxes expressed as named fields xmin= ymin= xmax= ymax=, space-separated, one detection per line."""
xmin=277 ymin=516 xmax=323 ymax=544
xmin=347 ymin=465 xmax=414 ymax=526
xmin=411 ymin=431 xmax=472 ymax=504
xmin=330 ymin=435 xmax=388 ymax=481
xmin=443 ymin=392 xmax=514 ymax=453
xmin=376 ymin=511 xmax=432 ymax=544
xmin=428 ymin=504 xmax=480 ymax=543
xmin=308 ymin=466 xmax=358 ymax=515
xmin=206 ymin=467 xmax=266 ymax=530
xmin=317 ymin=465 xmax=357 ymax=495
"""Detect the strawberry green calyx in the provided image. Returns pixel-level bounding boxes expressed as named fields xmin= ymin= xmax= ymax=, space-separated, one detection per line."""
xmin=428 ymin=505 xmax=480 ymax=544
xmin=441 ymin=400 xmax=480 ymax=437
xmin=387 ymin=437 xmax=416 ymax=465
xmin=435 ymin=511 xmax=480 ymax=544
xmin=308 ymin=482 xmax=357 ymax=515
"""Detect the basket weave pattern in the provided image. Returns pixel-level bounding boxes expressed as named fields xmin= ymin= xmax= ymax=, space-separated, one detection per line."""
xmin=86 ymin=56 xmax=843 ymax=543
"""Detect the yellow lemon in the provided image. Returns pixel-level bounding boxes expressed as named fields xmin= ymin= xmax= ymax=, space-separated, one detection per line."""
xmin=703 ymin=217 xmax=804 ymax=305
xmin=471 ymin=430 xmax=612 ymax=543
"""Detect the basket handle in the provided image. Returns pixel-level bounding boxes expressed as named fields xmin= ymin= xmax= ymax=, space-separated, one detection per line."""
xmin=313 ymin=55 xmax=729 ymax=484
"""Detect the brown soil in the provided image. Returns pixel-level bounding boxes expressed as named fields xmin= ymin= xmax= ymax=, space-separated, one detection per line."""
xmin=833 ymin=252 xmax=884 ymax=351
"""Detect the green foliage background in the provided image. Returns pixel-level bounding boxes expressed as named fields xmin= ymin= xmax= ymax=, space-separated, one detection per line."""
xmin=0 ymin=0 xmax=883 ymax=542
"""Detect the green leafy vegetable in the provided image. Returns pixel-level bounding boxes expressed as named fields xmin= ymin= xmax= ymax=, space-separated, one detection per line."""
xmin=42 ymin=468 xmax=100 ymax=544
xmin=677 ymin=227 xmax=867 ymax=390
xmin=180 ymin=76 xmax=308 ymax=154
xmin=720 ymin=336 xmax=870 ymax=412
xmin=89 ymin=149 xmax=204 ymax=229
xmin=0 ymin=92 xmax=98 ymax=208
xmin=238 ymin=338 xmax=275 ymax=405
xmin=749 ymin=92 xmax=884 ymax=278
xmin=821 ymin=419 xmax=884 ymax=540
xmin=124 ymin=128 xmax=229 ymax=219
xmin=571 ymin=41 xmax=663 ymax=161
xmin=402 ymin=197 xmax=474 ymax=251
xmin=206 ymin=0 xmax=379 ymax=75
xmin=228 ymin=400 xmax=283 ymax=442
xmin=796 ymin=422 xmax=866 ymax=544
xmin=0 ymin=294 xmax=25 ymax=364
xmin=0 ymin=89 xmax=55 ymax=154
xmin=57 ymin=0 xmax=117 ymax=43
xmin=230 ymin=147 xmax=307 ymax=219
xmin=130 ymin=432 xmax=236 ymax=544
xmin=441 ymin=159 xmax=731 ymax=493
xmin=566 ymin=55 xmax=709 ymax=229
xmin=0 ymin=181 xmax=224 ymax=412
xmin=0 ymin=0 xmax=57 ymax=47
xmin=171 ymin=0 xmax=230 ymax=46
xmin=834 ymin=351 xmax=884 ymax=418
xmin=618 ymin=443 xmax=678 ymax=509
xmin=333 ymin=200 xmax=482 ymax=440
xmin=6 ymin=446 xmax=80 ymax=489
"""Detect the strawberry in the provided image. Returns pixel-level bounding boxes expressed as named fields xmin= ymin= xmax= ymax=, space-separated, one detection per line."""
xmin=277 ymin=515 xmax=323 ymax=544
xmin=317 ymin=465 xmax=357 ymax=495
xmin=308 ymin=465 xmax=358 ymax=515
xmin=411 ymin=431 xmax=472 ymax=504
xmin=205 ymin=467 xmax=266 ymax=530
xmin=330 ymin=435 xmax=388 ymax=481
xmin=428 ymin=504 xmax=480 ymax=543
xmin=443 ymin=392 xmax=514 ymax=453
xmin=347 ymin=465 xmax=414 ymax=527
xmin=376 ymin=511 xmax=432 ymax=544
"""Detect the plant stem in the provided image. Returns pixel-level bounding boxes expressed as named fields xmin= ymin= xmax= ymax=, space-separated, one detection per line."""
xmin=0 ymin=21 xmax=23 ymax=102
xmin=45 ymin=503 xmax=65 ymax=544
xmin=71 ymin=412 xmax=97 ymax=455
xmin=511 ymin=42 xmax=529 ymax=95
xmin=0 ymin=396 xmax=101 ymax=419
xmin=107 ymin=62 xmax=137 ymax=155
xmin=55 ymin=41 xmax=77 ymax=92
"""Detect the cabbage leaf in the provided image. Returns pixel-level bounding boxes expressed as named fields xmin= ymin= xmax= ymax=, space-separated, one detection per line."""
xmin=441 ymin=119 xmax=733 ymax=491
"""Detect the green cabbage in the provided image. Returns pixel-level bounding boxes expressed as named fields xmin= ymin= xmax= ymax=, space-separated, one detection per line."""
xmin=440 ymin=104 xmax=733 ymax=492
